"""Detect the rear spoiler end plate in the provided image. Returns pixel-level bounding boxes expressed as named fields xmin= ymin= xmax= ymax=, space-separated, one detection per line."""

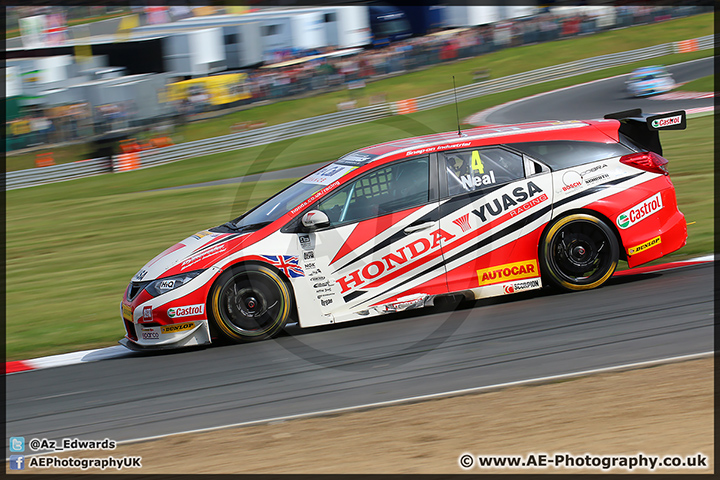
xmin=603 ymin=109 xmax=686 ymax=156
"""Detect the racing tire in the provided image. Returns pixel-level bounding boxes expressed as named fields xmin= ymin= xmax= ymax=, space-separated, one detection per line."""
xmin=540 ymin=213 xmax=619 ymax=292
xmin=208 ymin=265 xmax=292 ymax=342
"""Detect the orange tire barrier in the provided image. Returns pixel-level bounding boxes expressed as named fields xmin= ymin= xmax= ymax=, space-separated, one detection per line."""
xmin=35 ymin=152 xmax=55 ymax=168
xmin=396 ymin=99 xmax=417 ymax=115
xmin=120 ymin=139 xmax=142 ymax=154
xmin=114 ymin=152 xmax=140 ymax=172
xmin=150 ymin=136 xmax=174 ymax=148
xmin=676 ymin=38 xmax=698 ymax=53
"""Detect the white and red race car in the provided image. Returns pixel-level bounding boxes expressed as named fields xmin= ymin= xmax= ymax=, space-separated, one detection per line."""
xmin=120 ymin=109 xmax=688 ymax=350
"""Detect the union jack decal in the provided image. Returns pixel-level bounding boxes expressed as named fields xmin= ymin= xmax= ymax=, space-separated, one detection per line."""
xmin=453 ymin=213 xmax=472 ymax=232
xmin=261 ymin=255 xmax=305 ymax=278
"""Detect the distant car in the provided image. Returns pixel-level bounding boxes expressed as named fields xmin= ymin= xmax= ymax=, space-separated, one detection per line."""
xmin=626 ymin=65 xmax=676 ymax=97
xmin=120 ymin=109 xmax=688 ymax=351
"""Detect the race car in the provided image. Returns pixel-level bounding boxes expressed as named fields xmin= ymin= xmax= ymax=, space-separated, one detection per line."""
xmin=120 ymin=108 xmax=688 ymax=351
xmin=626 ymin=65 xmax=676 ymax=97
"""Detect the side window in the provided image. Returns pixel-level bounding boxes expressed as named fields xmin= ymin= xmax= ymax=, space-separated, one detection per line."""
xmin=443 ymin=147 xmax=524 ymax=197
xmin=316 ymin=156 xmax=429 ymax=226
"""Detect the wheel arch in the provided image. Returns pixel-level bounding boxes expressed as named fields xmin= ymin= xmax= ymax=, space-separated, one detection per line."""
xmin=205 ymin=259 xmax=299 ymax=340
xmin=539 ymin=208 xmax=626 ymax=264
xmin=211 ymin=259 xmax=298 ymax=311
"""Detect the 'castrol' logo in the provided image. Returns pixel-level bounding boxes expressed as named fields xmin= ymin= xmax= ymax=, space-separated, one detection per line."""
xmin=616 ymin=193 xmax=663 ymax=229
xmin=651 ymin=115 xmax=682 ymax=128
xmin=167 ymin=304 xmax=204 ymax=318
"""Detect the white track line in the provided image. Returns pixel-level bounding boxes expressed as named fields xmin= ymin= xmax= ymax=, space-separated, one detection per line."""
xmin=11 ymin=350 xmax=713 ymax=461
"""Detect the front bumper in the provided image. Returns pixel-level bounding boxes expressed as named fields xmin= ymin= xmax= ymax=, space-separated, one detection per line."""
xmin=120 ymin=319 xmax=212 ymax=351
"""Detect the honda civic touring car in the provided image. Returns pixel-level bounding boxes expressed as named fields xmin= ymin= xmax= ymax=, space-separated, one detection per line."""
xmin=120 ymin=108 xmax=688 ymax=350
xmin=626 ymin=65 xmax=676 ymax=97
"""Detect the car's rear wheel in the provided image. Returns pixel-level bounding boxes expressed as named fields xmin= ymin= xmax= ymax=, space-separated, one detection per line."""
xmin=540 ymin=213 xmax=619 ymax=291
xmin=209 ymin=265 xmax=292 ymax=342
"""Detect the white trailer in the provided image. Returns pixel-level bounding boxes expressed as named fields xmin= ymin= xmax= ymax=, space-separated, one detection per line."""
xmin=162 ymin=28 xmax=226 ymax=77
xmin=445 ymin=5 xmax=537 ymax=27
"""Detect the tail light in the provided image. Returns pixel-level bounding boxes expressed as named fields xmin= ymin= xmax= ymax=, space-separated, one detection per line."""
xmin=620 ymin=151 xmax=669 ymax=175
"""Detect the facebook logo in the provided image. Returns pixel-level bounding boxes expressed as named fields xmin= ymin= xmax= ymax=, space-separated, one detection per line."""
xmin=9 ymin=455 xmax=25 ymax=470
xmin=9 ymin=436 xmax=25 ymax=452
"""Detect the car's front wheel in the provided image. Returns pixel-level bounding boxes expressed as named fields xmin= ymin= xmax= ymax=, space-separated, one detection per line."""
xmin=540 ymin=213 xmax=619 ymax=291
xmin=208 ymin=265 xmax=292 ymax=342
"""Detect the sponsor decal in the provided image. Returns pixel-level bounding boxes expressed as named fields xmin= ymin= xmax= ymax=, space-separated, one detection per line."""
xmin=261 ymin=255 xmax=305 ymax=278
xmin=503 ymin=279 xmax=541 ymax=294
xmin=142 ymin=331 xmax=160 ymax=340
xmin=142 ymin=306 xmax=153 ymax=322
xmin=305 ymin=262 xmax=316 ymax=269
xmin=158 ymin=280 xmax=175 ymax=289
xmin=651 ymin=115 xmax=682 ymax=128
xmin=321 ymin=298 xmax=333 ymax=306
xmin=453 ymin=214 xmax=472 ymax=232
xmin=627 ymin=236 xmax=662 ymax=255
xmin=580 ymin=164 xmax=607 ymax=177
xmin=167 ymin=304 xmax=204 ymax=318
xmin=584 ymin=173 xmax=610 ymax=185
xmin=472 ymin=181 xmax=545 ymax=222
xmin=181 ymin=244 xmax=227 ymax=270
xmin=304 ymin=251 xmax=315 ymax=260
xmin=133 ymin=269 xmax=148 ymax=281
xmin=290 ymin=181 xmax=341 ymax=216
xmin=459 ymin=171 xmax=496 ymax=189
xmin=337 ymin=229 xmax=456 ymax=293
xmin=561 ymin=171 xmax=583 ymax=192
xmin=310 ymin=276 xmax=326 ymax=282
xmin=299 ymin=234 xmax=312 ymax=250
xmin=122 ymin=304 xmax=133 ymax=322
xmin=406 ymin=141 xmax=472 ymax=156
xmin=191 ymin=230 xmax=212 ymax=240
xmin=301 ymin=164 xmax=355 ymax=186
xmin=616 ymin=193 xmax=663 ymax=229
xmin=337 ymin=152 xmax=376 ymax=166
xmin=317 ymin=293 xmax=333 ymax=299
xmin=477 ymin=260 xmax=538 ymax=286
xmin=314 ymin=281 xmax=331 ymax=288
xmin=161 ymin=322 xmax=195 ymax=334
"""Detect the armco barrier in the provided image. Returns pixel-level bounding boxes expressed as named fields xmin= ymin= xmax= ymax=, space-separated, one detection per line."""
xmin=6 ymin=34 xmax=713 ymax=190
xmin=7 ymin=158 xmax=112 ymax=189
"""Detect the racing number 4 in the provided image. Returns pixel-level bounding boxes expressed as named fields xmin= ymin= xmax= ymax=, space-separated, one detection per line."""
xmin=472 ymin=151 xmax=484 ymax=173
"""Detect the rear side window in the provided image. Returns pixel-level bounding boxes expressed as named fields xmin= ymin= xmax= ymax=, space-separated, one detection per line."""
xmin=508 ymin=141 xmax=633 ymax=170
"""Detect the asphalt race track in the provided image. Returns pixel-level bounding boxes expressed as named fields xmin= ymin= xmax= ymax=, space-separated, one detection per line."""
xmin=477 ymin=57 xmax=713 ymax=125
xmin=6 ymin=58 xmax=715 ymax=448
xmin=6 ymin=263 xmax=713 ymax=445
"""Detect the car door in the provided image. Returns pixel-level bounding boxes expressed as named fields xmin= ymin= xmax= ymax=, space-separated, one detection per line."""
xmin=293 ymin=155 xmax=448 ymax=323
xmin=436 ymin=146 xmax=553 ymax=295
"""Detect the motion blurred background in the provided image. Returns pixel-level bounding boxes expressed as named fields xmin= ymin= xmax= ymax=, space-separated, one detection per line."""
xmin=6 ymin=3 xmax=707 ymax=164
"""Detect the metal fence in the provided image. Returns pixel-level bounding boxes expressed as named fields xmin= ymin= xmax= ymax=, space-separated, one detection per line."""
xmin=7 ymin=34 xmax=713 ymax=190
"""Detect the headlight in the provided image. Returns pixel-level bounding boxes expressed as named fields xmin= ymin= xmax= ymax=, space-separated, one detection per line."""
xmin=144 ymin=270 xmax=204 ymax=297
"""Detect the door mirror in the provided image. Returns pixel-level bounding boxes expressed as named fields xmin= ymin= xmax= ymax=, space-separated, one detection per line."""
xmin=301 ymin=210 xmax=330 ymax=230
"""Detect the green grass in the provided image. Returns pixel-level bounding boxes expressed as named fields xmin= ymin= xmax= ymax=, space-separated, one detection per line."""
xmin=6 ymin=12 xmax=714 ymax=171
xmin=676 ymin=74 xmax=714 ymax=92
xmin=6 ymin=13 xmax=715 ymax=360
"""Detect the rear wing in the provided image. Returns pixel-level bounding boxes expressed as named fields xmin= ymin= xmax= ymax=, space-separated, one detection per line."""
xmin=603 ymin=109 xmax=686 ymax=156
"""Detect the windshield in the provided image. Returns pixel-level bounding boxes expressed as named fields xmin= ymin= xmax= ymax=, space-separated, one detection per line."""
xmin=229 ymin=164 xmax=357 ymax=231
